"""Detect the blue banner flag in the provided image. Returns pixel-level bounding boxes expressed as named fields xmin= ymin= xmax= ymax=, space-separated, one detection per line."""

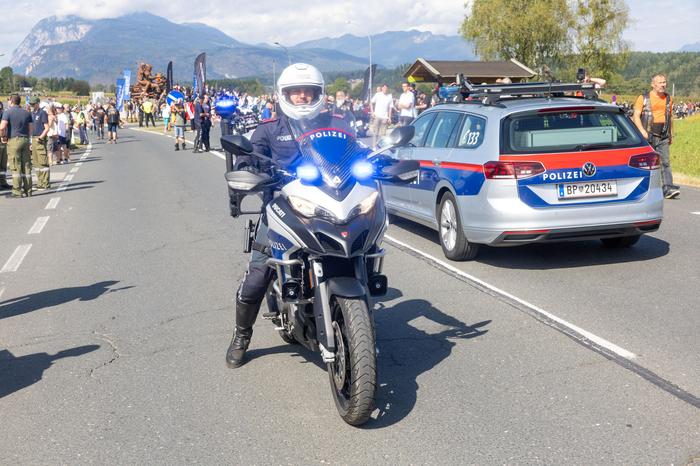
xmin=116 ymin=78 xmax=126 ymax=111
xmin=123 ymin=69 xmax=131 ymax=100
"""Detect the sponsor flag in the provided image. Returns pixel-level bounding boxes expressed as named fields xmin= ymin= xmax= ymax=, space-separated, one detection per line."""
xmin=193 ymin=52 xmax=206 ymax=97
xmin=116 ymin=78 xmax=126 ymax=111
xmin=122 ymin=69 xmax=131 ymax=100
xmin=361 ymin=64 xmax=377 ymax=102
xmin=166 ymin=61 xmax=173 ymax=93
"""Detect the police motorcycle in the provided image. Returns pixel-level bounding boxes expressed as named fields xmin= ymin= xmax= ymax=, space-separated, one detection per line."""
xmin=221 ymin=111 xmax=417 ymax=425
xmin=215 ymin=95 xmax=248 ymax=136
xmin=238 ymin=106 xmax=259 ymax=132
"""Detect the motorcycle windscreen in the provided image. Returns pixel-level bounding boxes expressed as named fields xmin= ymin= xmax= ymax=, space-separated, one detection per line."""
xmin=289 ymin=111 xmax=370 ymax=189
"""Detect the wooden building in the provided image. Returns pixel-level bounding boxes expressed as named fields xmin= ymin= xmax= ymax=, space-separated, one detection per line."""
xmin=404 ymin=58 xmax=535 ymax=85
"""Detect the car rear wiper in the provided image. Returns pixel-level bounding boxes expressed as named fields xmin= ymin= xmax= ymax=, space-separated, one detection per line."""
xmin=572 ymin=143 xmax=613 ymax=151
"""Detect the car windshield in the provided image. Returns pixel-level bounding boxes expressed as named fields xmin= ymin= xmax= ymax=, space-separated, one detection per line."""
xmin=503 ymin=109 xmax=644 ymax=154
xmin=287 ymin=109 xmax=370 ymax=188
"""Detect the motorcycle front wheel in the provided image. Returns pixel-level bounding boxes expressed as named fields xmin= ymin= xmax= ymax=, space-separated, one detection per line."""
xmin=327 ymin=296 xmax=376 ymax=426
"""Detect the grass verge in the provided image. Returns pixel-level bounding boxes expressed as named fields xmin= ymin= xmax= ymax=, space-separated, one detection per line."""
xmin=671 ymin=114 xmax=700 ymax=183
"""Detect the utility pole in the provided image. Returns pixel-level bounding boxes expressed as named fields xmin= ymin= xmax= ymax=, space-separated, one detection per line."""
xmin=274 ymin=42 xmax=291 ymax=66
xmin=272 ymin=59 xmax=276 ymax=91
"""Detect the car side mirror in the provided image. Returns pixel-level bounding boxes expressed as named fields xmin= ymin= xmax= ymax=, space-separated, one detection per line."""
xmin=221 ymin=135 xmax=253 ymax=155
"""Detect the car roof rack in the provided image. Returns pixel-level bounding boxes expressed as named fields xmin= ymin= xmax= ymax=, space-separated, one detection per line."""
xmin=436 ymin=74 xmax=600 ymax=106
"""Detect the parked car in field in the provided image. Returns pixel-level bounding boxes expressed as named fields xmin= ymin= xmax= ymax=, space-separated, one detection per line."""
xmin=382 ymin=81 xmax=663 ymax=260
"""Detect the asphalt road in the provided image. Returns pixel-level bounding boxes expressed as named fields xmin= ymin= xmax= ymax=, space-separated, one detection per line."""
xmin=1 ymin=125 xmax=698 ymax=465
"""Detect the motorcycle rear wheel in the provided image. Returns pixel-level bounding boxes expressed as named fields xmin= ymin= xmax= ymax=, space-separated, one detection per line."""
xmin=327 ymin=296 xmax=376 ymax=426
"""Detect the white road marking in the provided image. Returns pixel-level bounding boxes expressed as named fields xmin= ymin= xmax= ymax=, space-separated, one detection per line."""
xmin=45 ymin=197 xmax=61 ymax=210
xmin=384 ymin=235 xmax=637 ymax=360
xmin=1 ymin=244 xmax=32 ymax=273
xmin=56 ymin=183 xmax=68 ymax=192
xmin=129 ymin=127 xmax=226 ymax=161
xmin=0 ymin=285 xmax=5 ymax=299
xmin=691 ymin=212 xmax=700 ymax=216
xmin=64 ymin=174 xmax=74 ymax=181
xmin=28 ymin=216 xmax=50 ymax=234
xmin=76 ymin=162 xmax=83 ymax=167
xmin=69 ymin=167 xmax=79 ymax=174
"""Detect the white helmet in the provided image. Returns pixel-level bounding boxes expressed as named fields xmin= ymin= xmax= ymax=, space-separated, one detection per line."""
xmin=276 ymin=63 xmax=324 ymax=120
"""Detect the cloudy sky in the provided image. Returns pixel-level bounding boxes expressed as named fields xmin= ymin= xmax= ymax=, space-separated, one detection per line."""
xmin=1 ymin=0 xmax=698 ymax=68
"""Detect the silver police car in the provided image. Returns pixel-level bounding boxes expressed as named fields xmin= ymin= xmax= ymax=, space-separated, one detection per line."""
xmin=382 ymin=81 xmax=663 ymax=260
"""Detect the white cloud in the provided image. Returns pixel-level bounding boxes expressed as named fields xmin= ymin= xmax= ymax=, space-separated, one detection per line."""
xmin=0 ymin=0 xmax=697 ymax=68
xmin=622 ymin=0 xmax=700 ymax=51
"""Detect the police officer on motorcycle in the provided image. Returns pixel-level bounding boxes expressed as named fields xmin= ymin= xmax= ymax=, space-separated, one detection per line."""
xmin=226 ymin=63 xmax=326 ymax=368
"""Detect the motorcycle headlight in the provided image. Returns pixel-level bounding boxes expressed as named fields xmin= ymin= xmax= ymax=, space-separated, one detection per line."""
xmin=287 ymin=191 xmax=379 ymax=224
xmin=288 ymin=195 xmax=318 ymax=218
xmin=356 ymin=191 xmax=379 ymax=215
xmin=345 ymin=191 xmax=380 ymax=221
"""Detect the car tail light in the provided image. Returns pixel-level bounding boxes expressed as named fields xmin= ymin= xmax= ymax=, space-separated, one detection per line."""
xmin=484 ymin=161 xmax=545 ymax=179
xmin=629 ymin=152 xmax=660 ymax=170
xmin=633 ymin=219 xmax=661 ymax=227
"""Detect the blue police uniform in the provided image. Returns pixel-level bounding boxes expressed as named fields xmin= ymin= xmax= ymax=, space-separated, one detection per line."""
xmin=235 ymin=115 xmax=298 ymax=171
xmin=235 ymin=115 xmax=298 ymax=304
xmin=226 ymin=110 xmax=356 ymax=368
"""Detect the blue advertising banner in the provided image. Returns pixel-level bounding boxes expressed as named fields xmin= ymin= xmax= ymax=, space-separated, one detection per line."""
xmin=116 ymin=78 xmax=126 ymax=111
xmin=123 ymin=69 xmax=131 ymax=100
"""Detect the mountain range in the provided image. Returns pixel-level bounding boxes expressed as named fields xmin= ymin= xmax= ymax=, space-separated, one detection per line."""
xmin=295 ymin=30 xmax=476 ymax=68
xmin=10 ymin=12 xmax=475 ymax=84
xmin=679 ymin=42 xmax=700 ymax=52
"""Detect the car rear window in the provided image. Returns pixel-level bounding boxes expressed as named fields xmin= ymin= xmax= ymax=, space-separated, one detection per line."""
xmin=503 ymin=109 xmax=644 ymax=153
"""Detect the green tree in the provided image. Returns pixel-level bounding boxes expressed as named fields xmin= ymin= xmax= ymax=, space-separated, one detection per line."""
xmin=0 ymin=66 xmax=14 ymax=93
xmin=569 ymin=0 xmax=630 ymax=80
xmin=68 ymin=80 xmax=91 ymax=96
xmin=460 ymin=0 xmax=572 ymax=71
xmin=326 ymin=77 xmax=350 ymax=96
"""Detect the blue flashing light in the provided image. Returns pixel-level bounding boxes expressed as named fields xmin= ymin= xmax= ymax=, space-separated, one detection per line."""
xmin=438 ymin=85 xmax=461 ymax=100
xmin=296 ymin=164 xmax=321 ymax=183
xmin=352 ymin=161 xmax=374 ymax=180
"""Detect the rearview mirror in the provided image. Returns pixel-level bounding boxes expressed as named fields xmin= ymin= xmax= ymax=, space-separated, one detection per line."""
xmin=376 ymin=159 xmax=420 ymax=183
xmin=221 ymin=135 xmax=253 ymax=156
xmin=225 ymin=170 xmax=272 ymax=193
xmin=385 ymin=126 xmax=415 ymax=147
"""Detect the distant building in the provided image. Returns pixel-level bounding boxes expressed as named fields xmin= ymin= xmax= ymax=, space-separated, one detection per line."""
xmin=404 ymin=58 xmax=535 ymax=85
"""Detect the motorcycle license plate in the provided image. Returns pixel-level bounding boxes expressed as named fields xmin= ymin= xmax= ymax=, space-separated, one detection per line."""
xmin=557 ymin=180 xmax=617 ymax=199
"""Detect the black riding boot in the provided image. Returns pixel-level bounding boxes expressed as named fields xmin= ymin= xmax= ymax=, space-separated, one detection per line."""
xmin=225 ymin=299 xmax=261 ymax=368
